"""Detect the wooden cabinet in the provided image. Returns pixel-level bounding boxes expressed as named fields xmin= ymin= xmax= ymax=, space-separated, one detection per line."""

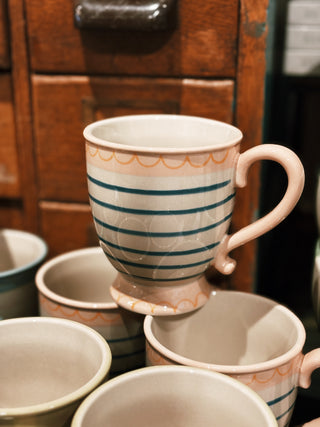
xmin=25 ymin=0 xmax=238 ymax=77
xmin=0 ymin=0 xmax=10 ymax=68
xmin=1 ymin=0 xmax=270 ymax=292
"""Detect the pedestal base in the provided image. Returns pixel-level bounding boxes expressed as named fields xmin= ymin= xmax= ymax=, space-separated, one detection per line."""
xmin=110 ymin=274 xmax=213 ymax=316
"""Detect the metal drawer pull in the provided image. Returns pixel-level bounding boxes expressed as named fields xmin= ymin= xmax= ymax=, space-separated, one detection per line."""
xmin=73 ymin=0 xmax=177 ymax=31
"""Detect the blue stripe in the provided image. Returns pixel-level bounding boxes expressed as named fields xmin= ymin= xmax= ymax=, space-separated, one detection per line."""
xmin=87 ymin=173 xmax=231 ymax=195
xmin=93 ymin=211 xmax=232 ymax=238
xmin=275 ymin=400 xmax=296 ymax=421
xmin=106 ymin=333 xmax=144 ymax=343
xmin=111 ymin=349 xmax=145 ymax=360
xmin=111 ymin=363 xmax=145 ymax=376
xmin=89 ymin=192 xmax=235 ymax=216
xmin=104 ymin=252 xmax=212 ymax=270
xmin=99 ymin=234 xmax=220 ymax=256
xmin=116 ymin=270 xmax=202 ymax=282
xmin=267 ymin=386 xmax=296 ymax=407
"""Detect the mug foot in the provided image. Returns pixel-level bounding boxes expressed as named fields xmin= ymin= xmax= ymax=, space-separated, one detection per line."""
xmin=110 ymin=274 xmax=213 ymax=316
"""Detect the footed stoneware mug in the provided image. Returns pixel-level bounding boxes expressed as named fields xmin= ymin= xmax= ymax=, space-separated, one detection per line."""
xmin=144 ymin=291 xmax=320 ymax=427
xmin=84 ymin=114 xmax=304 ymax=315
xmin=36 ymin=247 xmax=145 ymax=377
xmin=71 ymin=365 xmax=277 ymax=427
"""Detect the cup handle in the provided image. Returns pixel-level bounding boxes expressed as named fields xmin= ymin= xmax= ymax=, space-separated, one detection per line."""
xmin=214 ymin=144 xmax=305 ymax=275
xmin=299 ymin=348 xmax=320 ymax=389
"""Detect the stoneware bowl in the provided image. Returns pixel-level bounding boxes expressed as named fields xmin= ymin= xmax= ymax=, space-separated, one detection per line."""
xmin=0 ymin=317 xmax=112 ymax=426
xmin=144 ymin=290 xmax=320 ymax=426
xmin=35 ymin=247 xmax=145 ymax=376
xmin=71 ymin=365 xmax=277 ymax=427
xmin=0 ymin=228 xmax=48 ymax=319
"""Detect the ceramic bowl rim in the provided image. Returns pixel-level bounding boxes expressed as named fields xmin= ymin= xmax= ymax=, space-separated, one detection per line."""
xmin=0 ymin=317 xmax=112 ymax=417
xmin=35 ymin=247 xmax=118 ymax=310
xmin=83 ymin=114 xmax=243 ymax=154
xmin=71 ymin=365 xmax=277 ymax=426
xmin=143 ymin=290 xmax=306 ymax=375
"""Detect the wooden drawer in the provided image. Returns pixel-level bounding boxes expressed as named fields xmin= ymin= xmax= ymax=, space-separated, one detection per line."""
xmin=0 ymin=73 xmax=20 ymax=198
xmin=32 ymin=74 xmax=234 ymax=202
xmin=0 ymin=200 xmax=24 ymax=229
xmin=39 ymin=201 xmax=98 ymax=257
xmin=25 ymin=0 xmax=238 ymax=77
xmin=0 ymin=0 xmax=10 ymax=69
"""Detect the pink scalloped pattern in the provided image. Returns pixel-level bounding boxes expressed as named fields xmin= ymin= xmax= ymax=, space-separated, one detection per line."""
xmin=86 ymin=143 xmax=239 ymax=177
xmin=145 ymin=341 xmax=301 ymax=392
xmin=38 ymin=294 xmax=123 ymax=326
xmin=114 ymin=290 xmax=210 ymax=315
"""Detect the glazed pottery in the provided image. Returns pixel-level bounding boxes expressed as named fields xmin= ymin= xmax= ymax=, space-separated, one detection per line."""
xmin=312 ymin=239 xmax=320 ymax=330
xmin=144 ymin=290 xmax=320 ymax=426
xmin=0 ymin=317 xmax=111 ymax=426
xmin=84 ymin=114 xmax=304 ymax=315
xmin=0 ymin=228 xmax=48 ymax=319
xmin=36 ymin=247 xmax=145 ymax=376
xmin=71 ymin=365 xmax=277 ymax=427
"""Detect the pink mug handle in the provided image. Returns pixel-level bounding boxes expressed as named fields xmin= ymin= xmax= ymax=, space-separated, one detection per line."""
xmin=297 ymin=349 xmax=320 ymax=426
xmin=299 ymin=348 xmax=320 ymax=389
xmin=214 ymin=144 xmax=305 ymax=275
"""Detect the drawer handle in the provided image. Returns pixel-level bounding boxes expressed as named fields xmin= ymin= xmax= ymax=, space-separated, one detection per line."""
xmin=73 ymin=0 xmax=177 ymax=31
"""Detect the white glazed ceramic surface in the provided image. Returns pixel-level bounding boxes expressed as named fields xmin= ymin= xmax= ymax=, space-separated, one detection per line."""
xmin=144 ymin=291 xmax=320 ymax=427
xmin=312 ymin=239 xmax=320 ymax=329
xmin=0 ymin=317 xmax=111 ymax=426
xmin=0 ymin=229 xmax=48 ymax=319
xmin=71 ymin=365 xmax=277 ymax=427
xmin=35 ymin=247 xmax=145 ymax=376
xmin=84 ymin=114 xmax=304 ymax=315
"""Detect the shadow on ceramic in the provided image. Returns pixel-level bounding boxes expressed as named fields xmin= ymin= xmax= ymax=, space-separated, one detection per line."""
xmin=0 ymin=229 xmax=48 ymax=319
xmin=35 ymin=247 xmax=145 ymax=376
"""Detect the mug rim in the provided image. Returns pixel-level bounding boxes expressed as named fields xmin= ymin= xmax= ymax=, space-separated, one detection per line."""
xmin=144 ymin=291 xmax=306 ymax=375
xmin=0 ymin=317 xmax=112 ymax=417
xmin=35 ymin=247 xmax=118 ymax=310
xmin=71 ymin=365 xmax=277 ymax=426
xmin=0 ymin=229 xmax=48 ymax=279
xmin=83 ymin=114 xmax=243 ymax=154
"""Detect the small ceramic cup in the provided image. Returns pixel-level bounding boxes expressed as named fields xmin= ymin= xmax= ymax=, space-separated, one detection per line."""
xmin=0 ymin=316 xmax=112 ymax=426
xmin=71 ymin=365 xmax=277 ymax=427
xmin=0 ymin=228 xmax=48 ymax=319
xmin=144 ymin=291 xmax=320 ymax=427
xmin=84 ymin=114 xmax=304 ymax=315
xmin=35 ymin=247 xmax=145 ymax=376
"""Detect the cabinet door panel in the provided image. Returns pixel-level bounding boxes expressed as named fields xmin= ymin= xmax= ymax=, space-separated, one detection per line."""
xmin=33 ymin=75 xmax=234 ymax=202
xmin=39 ymin=201 xmax=98 ymax=257
xmin=25 ymin=0 xmax=238 ymax=77
xmin=0 ymin=0 xmax=10 ymax=68
xmin=0 ymin=74 xmax=20 ymax=197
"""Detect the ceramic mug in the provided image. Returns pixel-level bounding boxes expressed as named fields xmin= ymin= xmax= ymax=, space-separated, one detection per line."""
xmin=35 ymin=247 xmax=145 ymax=376
xmin=0 ymin=228 xmax=48 ymax=319
xmin=84 ymin=114 xmax=304 ymax=315
xmin=0 ymin=317 xmax=112 ymax=426
xmin=144 ymin=291 xmax=320 ymax=427
xmin=71 ymin=365 xmax=277 ymax=427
